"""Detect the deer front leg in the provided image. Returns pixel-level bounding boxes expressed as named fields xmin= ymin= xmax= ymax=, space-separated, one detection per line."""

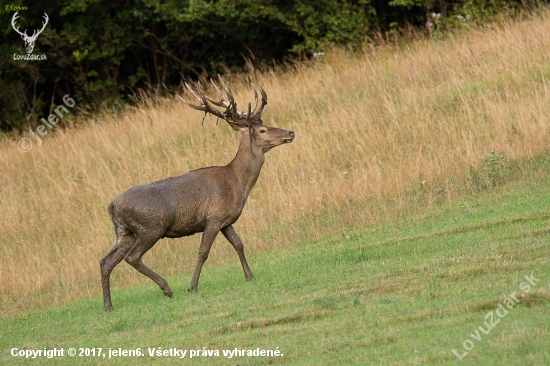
xmin=221 ymin=224 xmax=253 ymax=280
xmin=189 ymin=224 xmax=220 ymax=292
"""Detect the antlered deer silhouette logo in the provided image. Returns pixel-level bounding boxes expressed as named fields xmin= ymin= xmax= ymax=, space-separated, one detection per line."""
xmin=11 ymin=11 xmax=49 ymax=54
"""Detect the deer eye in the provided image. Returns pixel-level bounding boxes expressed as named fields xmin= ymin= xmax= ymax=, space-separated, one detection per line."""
xmin=259 ymin=129 xmax=267 ymax=134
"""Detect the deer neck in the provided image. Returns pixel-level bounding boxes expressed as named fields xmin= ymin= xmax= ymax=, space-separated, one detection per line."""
xmin=227 ymin=131 xmax=265 ymax=197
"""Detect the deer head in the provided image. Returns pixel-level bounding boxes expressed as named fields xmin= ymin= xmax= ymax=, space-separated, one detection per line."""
xmin=177 ymin=76 xmax=294 ymax=153
xmin=11 ymin=11 xmax=49 ymax=54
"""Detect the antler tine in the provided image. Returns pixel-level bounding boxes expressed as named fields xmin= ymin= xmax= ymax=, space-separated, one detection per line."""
xmin=218 ymin=75 xmax=235 ymax=104
xmin=250 ymin=83 xmax=258 ymax=114
xmin=203 ymin=81 xmax=228 ymax=107
xmin=37 ymin=13 xmax=49 ymax=35
xmin=197 ymin=81 xmax=226 ymax=108
xmin=176 ymin=94 xmax=199 ymax=110
xmin=210 ymin=78 xmax=230 ymax=107
xmin=177 ymin=93 xmax=207 ymax=114
xmin=196 ymin=81 xmax=210 ymax=103
xmin=231 ymin=102 xmax=240 ymax=121
xmin=253 ymin=86 xmax=268 ymax=119
xmin=11 ymin=11 xmax=26 ymax=37
xmin=247 ymin=103 xmax=252 ymax=119
xmin=184 ymin=82 xmax=204 ymax=104
xmin=202 ymin=94 xmax=226 ymax=107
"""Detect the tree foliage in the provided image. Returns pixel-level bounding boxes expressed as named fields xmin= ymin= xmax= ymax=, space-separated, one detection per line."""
xmin=0 ymin=0 xmax=521 ymax=131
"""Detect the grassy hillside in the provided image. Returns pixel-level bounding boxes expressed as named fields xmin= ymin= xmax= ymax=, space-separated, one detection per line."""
xmin=1 ymin=177 xmax=549 ymax=365
xmin=2 ymin=8 xmax=550 ymax=316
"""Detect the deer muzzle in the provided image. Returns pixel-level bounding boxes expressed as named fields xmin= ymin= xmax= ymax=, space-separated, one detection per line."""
xmin=282 ymin=130 xmax=295 ymax=143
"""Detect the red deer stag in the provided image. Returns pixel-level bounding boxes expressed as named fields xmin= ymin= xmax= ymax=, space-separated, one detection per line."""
xmin=100 ymin=77 xmax=295 ymax=310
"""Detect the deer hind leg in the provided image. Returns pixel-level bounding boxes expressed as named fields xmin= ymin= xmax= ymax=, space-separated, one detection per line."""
xmin=221 ymin=224 xmax=253 ymax=280
xmin=100 ymin=227 xmax=136 ymax=311
xmin=189 ymin=224 xmax=220 ymax=292
xmin=124 ymin=234 xmax=172 ymax=298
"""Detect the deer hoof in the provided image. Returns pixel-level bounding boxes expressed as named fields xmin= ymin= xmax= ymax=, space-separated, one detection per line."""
xmin=164 ymin=290 xmax=173 ymax=298
xmin=104 ymin=306 xmax=114 ymax=311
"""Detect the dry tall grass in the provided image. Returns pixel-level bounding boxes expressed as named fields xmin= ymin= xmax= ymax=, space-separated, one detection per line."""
xmin=2 ymin=10 xmax=550 ymax=314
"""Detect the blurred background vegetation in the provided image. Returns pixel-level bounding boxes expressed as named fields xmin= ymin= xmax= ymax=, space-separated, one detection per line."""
xmin=0 ymin=0 xmax=525 ymax=131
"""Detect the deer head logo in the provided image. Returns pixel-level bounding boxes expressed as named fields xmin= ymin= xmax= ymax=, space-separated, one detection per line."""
xmin=11 ymin=11 xmax=49 ymax=54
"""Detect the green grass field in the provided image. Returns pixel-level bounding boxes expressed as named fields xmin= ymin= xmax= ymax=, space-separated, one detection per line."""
xmin=1 ymin=172 xmax=549 ymax=365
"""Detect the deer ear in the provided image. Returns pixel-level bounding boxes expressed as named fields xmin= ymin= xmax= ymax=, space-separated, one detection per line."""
xmin=227 ymin=121 xmax=248 ymax=132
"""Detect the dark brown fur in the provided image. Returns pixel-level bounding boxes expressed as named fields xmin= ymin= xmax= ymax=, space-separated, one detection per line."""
xmin=100 ymin=117 xmax=294 ymax=310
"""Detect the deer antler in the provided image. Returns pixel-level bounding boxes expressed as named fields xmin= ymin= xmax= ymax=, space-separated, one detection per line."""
xmin=32 ymin=13 xmax=49 ymax=39
xmin=11 ymin=11 xmax=48 ymax=40
xmin=253 ymin=86 xmax=268 ymax=119
xmin=11 ymin=11 xmax=27 ymax=37
xmin=179 ymin=81 xmax=226 ymax=120
xmin=177 ymin=76 xmax=267 ymax=126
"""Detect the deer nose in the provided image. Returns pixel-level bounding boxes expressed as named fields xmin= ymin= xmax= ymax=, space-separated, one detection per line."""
xmin=288 ymin=131 xmax=295 ymax=138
